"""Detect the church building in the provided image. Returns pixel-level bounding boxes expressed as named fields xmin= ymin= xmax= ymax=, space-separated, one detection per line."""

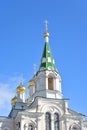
xmin=0 ymin=22 xmax=87 ymax=130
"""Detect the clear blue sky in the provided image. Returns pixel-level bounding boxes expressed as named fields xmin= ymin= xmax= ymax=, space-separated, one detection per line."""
xmin=0 ymin=0 xmax=87 ymax=116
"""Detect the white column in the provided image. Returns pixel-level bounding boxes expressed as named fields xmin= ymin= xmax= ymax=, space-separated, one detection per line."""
xmin=20 ymin=117 xmax=24 ymax=130
xmin=36 ymin=117 xmax=41 ymax=130
xmin=51 ymin=115 xmax=54 ymax=130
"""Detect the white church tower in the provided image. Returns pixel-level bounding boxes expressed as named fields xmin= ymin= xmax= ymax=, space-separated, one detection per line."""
xmin=0 ymin=22 xmax=87 ymax=130
xmin=29 ymin=21 xmax=62 ymax=99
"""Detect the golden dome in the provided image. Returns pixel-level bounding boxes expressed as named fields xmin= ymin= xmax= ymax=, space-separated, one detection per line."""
xmin=11 ymin=96 xmax=17 ymax=105
xmin=44 ymin=32 xmax=50 ymax=37
xmin=28 ymin=79 xmax=35 ymax=87
xmin=16 ymin=82 xmax=26 ymax=93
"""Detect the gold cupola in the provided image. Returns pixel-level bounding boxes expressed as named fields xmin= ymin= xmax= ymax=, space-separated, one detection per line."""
xmin=44 ymin=32 xmax=50 ymax=38
xmin=11 ymin=96 xmax=17 ymax=105
xmin=28 ymin=78 xmax=35 ymax=87
xmin=16 ymin=82 xmax=26 ymax=93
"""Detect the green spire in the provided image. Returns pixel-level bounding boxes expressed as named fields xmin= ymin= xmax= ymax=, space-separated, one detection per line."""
xmin=39 ymin=42 xmax=56 ymax=71
xmin=39 ymin=21 xmax=57 ymax=71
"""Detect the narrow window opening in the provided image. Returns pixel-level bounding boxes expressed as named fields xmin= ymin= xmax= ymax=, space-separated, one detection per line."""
xmin=45 ymin=112 xmax=51 ymax=130
xmin=54 ymin=113 xmax=59 ymax=130
xmin=48 ymin=77 xmax=53 ymax=90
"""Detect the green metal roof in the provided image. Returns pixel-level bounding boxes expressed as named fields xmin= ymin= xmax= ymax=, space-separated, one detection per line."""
xmin=39 ymin=42 xmax=56 ymax=71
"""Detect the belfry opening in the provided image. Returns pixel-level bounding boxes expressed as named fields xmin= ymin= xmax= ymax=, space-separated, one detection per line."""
xmin=48 ymin=77 xmax=54 ymax=90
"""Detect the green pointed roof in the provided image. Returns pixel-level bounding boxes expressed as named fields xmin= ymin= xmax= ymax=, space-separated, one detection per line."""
xmin=39 ymin=42 xmax=56 ymax=71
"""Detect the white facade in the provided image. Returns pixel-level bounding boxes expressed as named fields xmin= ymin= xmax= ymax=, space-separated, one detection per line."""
xmin=0 ymin=30 xmax=87 ymax=130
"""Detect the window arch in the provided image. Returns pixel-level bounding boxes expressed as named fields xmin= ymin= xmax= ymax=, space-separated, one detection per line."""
xmin=69 ymin=124 xmax=80 ymax=130
xmin=54 ymin=113 xmax=59 ymax=130
xmin=45 ymin=112 xmax=51 ymax=130
xmin=28 ymin=125 xmax=33 ymax=130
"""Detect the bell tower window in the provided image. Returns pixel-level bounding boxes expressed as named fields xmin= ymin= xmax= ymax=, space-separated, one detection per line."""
xmin=48 ymin=77 xmax=54 ymax=90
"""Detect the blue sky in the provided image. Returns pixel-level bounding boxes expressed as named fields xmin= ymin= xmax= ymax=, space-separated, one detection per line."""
xmin=0 ymin=0 xmax=87 ymax=116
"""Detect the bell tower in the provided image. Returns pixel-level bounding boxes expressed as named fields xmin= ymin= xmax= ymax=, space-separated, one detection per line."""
xmin=29 ymin=21 xmax=63 ymax=99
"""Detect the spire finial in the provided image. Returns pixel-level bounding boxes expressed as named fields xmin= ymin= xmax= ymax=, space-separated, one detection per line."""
xmin=19 ymin=74 xmax=24 ymax=86
xmin=44 ymin=20 xmax=49 ymax=39
xmin=44 ymin=20 xmax=48 ymax=32
xmin=20 ymin=81 xmax=23 ymax=86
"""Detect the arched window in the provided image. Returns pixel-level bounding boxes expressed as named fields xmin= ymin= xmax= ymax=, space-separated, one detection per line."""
xmin=69 ymin=125 xmax=79 ymax=130
xmin=72 ymin=127 xmax=77 ymax=130
xmin=54 ymin=113 xmax=59 ymax=130
xmin=48 ymin=77 xmax=54 ymax=90
xmin=28 ymin=125 xmax=33 ymax=130
xmin=45 ymin=112 xmax=51 ymax=130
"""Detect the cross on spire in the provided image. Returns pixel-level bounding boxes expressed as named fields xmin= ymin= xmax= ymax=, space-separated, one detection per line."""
xmin=20 ymin=74 xmax=24 ymax=85
xmin=44 ymin=20 xmax=48 ymax=32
